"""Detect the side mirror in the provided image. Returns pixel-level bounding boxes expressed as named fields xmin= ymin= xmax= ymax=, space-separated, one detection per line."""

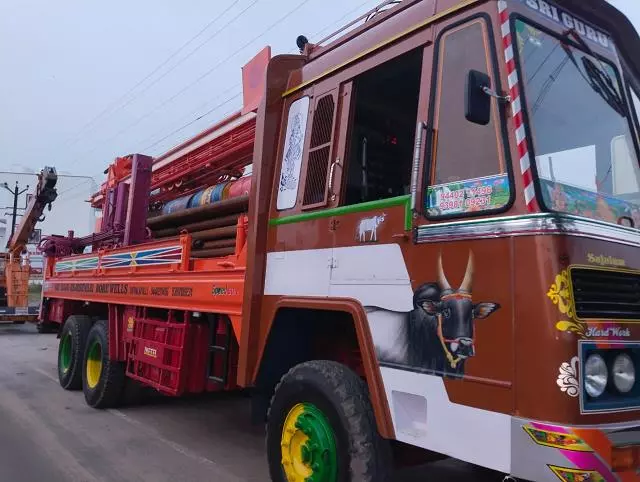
xmin=465 ymin=70 xmax=492 ymax=125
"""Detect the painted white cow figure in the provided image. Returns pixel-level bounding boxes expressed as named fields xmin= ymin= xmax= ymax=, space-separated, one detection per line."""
xmin=357 ymin=214 xmax=386 ymax=242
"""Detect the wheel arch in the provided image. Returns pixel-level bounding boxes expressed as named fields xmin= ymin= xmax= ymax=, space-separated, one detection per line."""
xmin=45 ymin=298 xmax=107 ymax=337
xmin=253 ymin=297 xmax=394 ymax=439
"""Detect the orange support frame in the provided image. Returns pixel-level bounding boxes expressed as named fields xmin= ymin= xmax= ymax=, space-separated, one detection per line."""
xmin=43 ymin=227 xmax=248 ymax=341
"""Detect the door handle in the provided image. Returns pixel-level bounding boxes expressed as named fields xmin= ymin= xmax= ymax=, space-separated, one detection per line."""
xmin=328 ymin=158 xmax=340 ymax=201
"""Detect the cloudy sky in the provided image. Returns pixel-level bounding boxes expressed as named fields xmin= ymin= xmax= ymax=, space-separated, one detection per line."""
xmin=0 ymin=0 xmax=638 ymax=190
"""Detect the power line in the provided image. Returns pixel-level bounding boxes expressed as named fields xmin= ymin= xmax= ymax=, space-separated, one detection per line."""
xmin=308 ymin=0 xmax=375 ymax=42
xmin=56 ymin=0 xmax=246 ymax=153
xmin=68 ymin=0 xmax=314 ymax=165
xmin=133 ymin=83 xmax=242 ymax=152
xmin=142 ymin=92 xmax=242 ymax=153
xmin=94 ymin=0 xmax=259 ymax=127
xmin=64 ymin=0 xmax=373 ymax=179
xmin=130 ymin=1 xmax=376 ymax=157
xmin=56 ymin=178 xmax=96 ymax=198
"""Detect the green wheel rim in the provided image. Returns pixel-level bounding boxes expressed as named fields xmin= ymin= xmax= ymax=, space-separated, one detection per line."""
xmin=281 ymin=402 xmax=338 ymax=482
xmin=59 ymin=333 xmax=72 ymax=374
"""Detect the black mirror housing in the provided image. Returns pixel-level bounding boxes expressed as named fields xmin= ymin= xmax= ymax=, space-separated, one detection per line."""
xmin=465 ymin=70 xmax=492 ymax=125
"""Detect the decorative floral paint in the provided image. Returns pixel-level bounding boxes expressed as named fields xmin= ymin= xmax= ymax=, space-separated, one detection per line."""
xmin=548 ymin=466 xmax=606 ymax=482
xmin=524 ymin=422 xmax=616 ymax=481
xmin=425 ymin=174 xmax=510 ymax=217
xmin=540 ymin=179 xmax=640 ymax=226
xmin=549 ymin=269 xmax=634 ymax=342
xmin=556 ymin=356 xmax=579 ymax=397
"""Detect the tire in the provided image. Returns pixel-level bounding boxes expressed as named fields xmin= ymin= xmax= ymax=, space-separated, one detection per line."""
xmin=82 ymin=320 xmax=126 ymax=409
xmin=266 ymin=360 xmax=390 ymax=482
xmin=57 ymin=315 xmax=92 ymax=390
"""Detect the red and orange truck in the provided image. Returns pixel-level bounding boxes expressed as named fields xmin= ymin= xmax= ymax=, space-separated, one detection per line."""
xmin=41 ymin=0 xmax=640 ymax=480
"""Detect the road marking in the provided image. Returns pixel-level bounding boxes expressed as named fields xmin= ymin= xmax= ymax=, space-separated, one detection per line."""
xmin=0 ymin=379 xmax=102 ymax=482
xmin=109 ymin=409 xmax=245 ymax=482
xmin=33 ymin=367 xmax=58 ymax=383
xmin=32 ymin=365 xmax=246 ymax=481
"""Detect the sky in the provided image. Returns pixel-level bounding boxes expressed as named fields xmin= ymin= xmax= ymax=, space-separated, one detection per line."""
xmin=0 ymin=0 xmax=638 ymax=238
xmin=0 ymin=0 xmax=386 ymax=180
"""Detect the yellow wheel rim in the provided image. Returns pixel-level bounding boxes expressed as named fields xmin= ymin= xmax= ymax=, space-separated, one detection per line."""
xmin=280 ymin=403 xmax=337 ymax=482
xmin=282 ymin=404 xmax=312 ymax=481
xmin=86 ymin=340 xmax=103 ymax=389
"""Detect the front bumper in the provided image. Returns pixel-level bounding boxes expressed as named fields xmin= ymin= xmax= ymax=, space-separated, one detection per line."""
xmin=512 ymin=418 xmax=640 ymax=481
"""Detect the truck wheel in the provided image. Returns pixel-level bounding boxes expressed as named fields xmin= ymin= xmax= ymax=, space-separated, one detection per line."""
xmin=266 ymin=361 xmax=390 ymax=482
xmin=82 ymin=320 xmax=126 ymax=409
xmin=58 ymin=315 xmax=92 ymax=390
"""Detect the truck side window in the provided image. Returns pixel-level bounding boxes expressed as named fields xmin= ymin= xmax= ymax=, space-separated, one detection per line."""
xmin=343 ymin=48 xmax=423 ymax=205
xmin=277 ymin=96 xmax=310 ymax=210
xmin=426 ymin=18 xmax=510 ymax=217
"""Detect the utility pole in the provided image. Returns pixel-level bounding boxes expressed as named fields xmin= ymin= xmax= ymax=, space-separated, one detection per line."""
xmin=2 ymin=181 xmax=29 ymax=245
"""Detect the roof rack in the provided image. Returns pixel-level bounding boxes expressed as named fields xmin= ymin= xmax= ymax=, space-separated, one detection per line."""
xmin=314 ymin=0 xmax=403 ymax=48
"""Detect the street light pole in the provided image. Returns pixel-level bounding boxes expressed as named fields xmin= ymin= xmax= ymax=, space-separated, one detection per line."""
xmin=2 ymin=181 xmax=29 ymax=244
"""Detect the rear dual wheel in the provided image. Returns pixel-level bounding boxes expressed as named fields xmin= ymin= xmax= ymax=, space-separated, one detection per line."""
xmin=58 ymin=315 xmax=92 ymax=390
xmin=267 ymin=361 xmax=389 ymax=482
xmin=82 ymin=319 xmax=126 ymax=409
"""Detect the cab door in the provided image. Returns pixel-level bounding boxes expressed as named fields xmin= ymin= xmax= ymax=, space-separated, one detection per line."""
xmin=407 ymin=13 xmax=516 ymax=413
xmin=326 ymin=44 xmax=435 ymax=313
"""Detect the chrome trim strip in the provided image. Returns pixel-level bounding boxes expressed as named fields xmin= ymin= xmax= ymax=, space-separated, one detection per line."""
xmin=410 ymin=121 xmax=425 ymax=212
xmin=415 ymin=213 xmax=640 ymax=247
xmin=608 ymin=429 xmax=640 ymax=447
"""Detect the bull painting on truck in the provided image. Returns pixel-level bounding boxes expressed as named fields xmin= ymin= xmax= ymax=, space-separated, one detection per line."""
xmin=368 ymin=251 xmax=501 ymax=377
xmin=39 ymin=0 xmax=640 ymax=480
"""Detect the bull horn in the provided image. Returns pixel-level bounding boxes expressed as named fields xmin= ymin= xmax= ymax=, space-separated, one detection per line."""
xmin=459 ymin=251 xmax=474 ymax=292
xmin=437 ymin=251 xmax=452 ymax=291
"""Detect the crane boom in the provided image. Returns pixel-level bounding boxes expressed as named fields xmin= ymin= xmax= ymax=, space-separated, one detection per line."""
xmin=7 ymin=166 xmax=58 ymax=256
xmin=0 ymin=167 xmax=57 ymax=321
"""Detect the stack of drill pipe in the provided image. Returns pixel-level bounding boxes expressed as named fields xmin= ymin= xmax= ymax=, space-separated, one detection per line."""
xmin=148 ymin=176 xmax=251 ymax=259
xmin=148 ymin=196 xmax=246 ymax=259
xmin=189 ymin=223 xmax=238 ymax=258
xmin=152 ymin=213 xmax=240 ymax=238
xmin=148 ymin=195 xmax=249 ymax=231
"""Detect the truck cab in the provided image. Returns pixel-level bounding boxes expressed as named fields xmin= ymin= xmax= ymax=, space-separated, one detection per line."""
xmin=255 ymin=0 xmax=640 ymax=479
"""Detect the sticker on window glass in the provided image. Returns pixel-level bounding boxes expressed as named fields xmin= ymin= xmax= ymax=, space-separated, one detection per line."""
xmin=540 ymin=179 xmax=640 ymax=227
xmin=277 ymin=96 xmax=310 ymax=210
xmin=518 ymin=0 xmax=612 ymax=51
xmin=425 ymin=174 xmax=510 ymax=216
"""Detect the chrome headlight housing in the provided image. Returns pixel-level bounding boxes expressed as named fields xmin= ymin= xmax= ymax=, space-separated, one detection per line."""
xmin=612 ymin=353 xmax=636 ymax=394
xmin=584 ymin=353 xmax=608 ymax=398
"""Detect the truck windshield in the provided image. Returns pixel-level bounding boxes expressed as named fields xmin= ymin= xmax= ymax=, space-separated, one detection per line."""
xmin=515 ymin=19 xmax=640 ymax=226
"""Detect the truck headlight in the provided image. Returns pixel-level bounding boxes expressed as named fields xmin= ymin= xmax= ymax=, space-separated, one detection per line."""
xmin=612 ymin=353 xmax=636 ymax=394
xmin=585 ymin=354 xmax=608 ymax=398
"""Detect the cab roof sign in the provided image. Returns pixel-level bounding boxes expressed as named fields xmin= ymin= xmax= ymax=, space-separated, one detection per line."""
xmin=521 ymin=0 xmax=613 ymax=51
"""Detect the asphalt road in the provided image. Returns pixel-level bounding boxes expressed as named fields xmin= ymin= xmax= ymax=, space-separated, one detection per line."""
xmin=0 ymin=323 xmax=500 ymax=482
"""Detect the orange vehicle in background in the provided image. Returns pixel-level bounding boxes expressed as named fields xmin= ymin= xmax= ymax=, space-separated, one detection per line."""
xmin=0 ymin=167 xmax=57 ymax=323
xmin=41 ymin=0 xmax=640 ymax=480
